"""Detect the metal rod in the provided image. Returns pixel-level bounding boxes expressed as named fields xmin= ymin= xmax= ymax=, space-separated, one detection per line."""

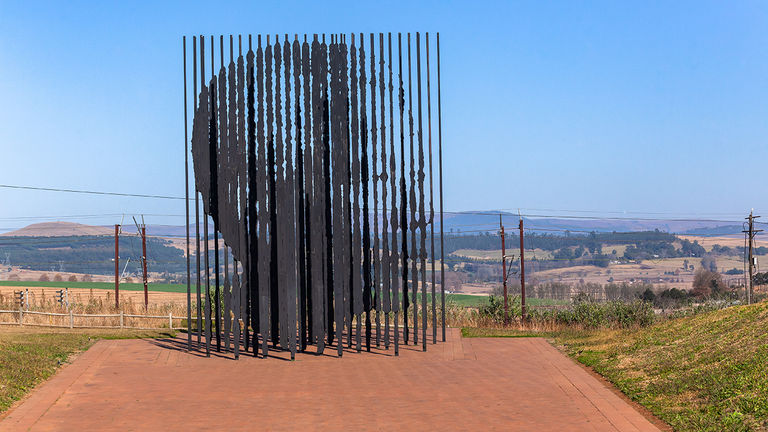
xmin=398 ymin=32 xmax=409 ymax=345
xmin=417 ymin=32 xmax=427 ymax=351
xmin=142 ymin=226 xmax=148 ymax=310
xmin=193 ymin=36 xmax=202 ymax=349
xmin=426 ymin=32 xmax=436 ymax=343
xmin=201 ymin=34 xmax=211 ymax=357
xmin=501 ymin=215 xmax=508 ymax=324
xmin=379 ymin=32 xmax=391 ymax=351
xmin=213 ymin=34 xmax=222 ymax=353
xmin=388 ymin=32 xmax=399 ymax=356
xmin=437 ymin=32 xmax=446 ymax=342
xmin=183 ymin=36 xmax=192 ymax=351
xmin=407 ymin=33 xmax=418 ymax=346
xmin=519 ymin=217 xmax=527 ymax=321
xmin=359 ymin=33 xmax=372 ymax=352
xmin=114 ymin=224 xmax=119 ymax=309
xmin=370 ymin=32 xmax=382 ymax=348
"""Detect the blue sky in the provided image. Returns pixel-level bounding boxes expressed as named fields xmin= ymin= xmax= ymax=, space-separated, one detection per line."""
xmin=1 ymin=0 xmax=767 ymax=230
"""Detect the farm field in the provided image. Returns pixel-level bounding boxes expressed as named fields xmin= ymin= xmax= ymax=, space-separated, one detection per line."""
xmin=451 ymin=248 xmax=553 ymax=261
xmin=0 ymin=280 xmax=188 ymax=292
xmin=0 ymin=281 xmax=500 ymax=308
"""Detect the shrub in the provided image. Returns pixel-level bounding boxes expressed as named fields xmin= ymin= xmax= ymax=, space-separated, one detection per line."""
xmin=479 ymin=294 xmax=655 ymax=329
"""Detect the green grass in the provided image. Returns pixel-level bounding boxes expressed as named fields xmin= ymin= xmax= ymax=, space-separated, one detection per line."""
xmin=463 ymin=301 xmax=768 ymax=431
xmin=0 ymin=328 xmax=175 ymax=413
xmin=0 ymin=280 xmax=188 ymax=293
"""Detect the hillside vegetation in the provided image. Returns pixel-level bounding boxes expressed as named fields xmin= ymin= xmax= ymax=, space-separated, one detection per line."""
xmin=554 ymin=302 xmax=768 ymax=431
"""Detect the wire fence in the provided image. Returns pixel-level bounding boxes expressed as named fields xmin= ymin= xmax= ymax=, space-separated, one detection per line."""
xmin=0 ymin=309 xmax=191 ymax=330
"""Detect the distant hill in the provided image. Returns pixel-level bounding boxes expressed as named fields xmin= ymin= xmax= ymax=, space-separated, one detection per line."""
xmin=0 ymin=213 xmax=747 ymax=239
xmin=0 ymin=222 xmax=112 ymax=237
xmin=440 ymin=212 xmax=742 ymax=236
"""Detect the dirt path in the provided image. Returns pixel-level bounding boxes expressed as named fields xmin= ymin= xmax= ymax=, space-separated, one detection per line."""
xmin=1 ymin=330 xmax=660 ymax=431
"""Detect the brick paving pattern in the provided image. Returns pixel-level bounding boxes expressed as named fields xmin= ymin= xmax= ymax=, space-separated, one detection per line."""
xmin=1 ymin=330 xmax=659 ymax=431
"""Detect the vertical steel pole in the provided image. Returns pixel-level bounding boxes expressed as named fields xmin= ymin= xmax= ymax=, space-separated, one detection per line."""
xmin=194 ymin=35 xmax=203 ymax=349
xmin=519 ymin=218 xmax=526 ymax=321
xmin=437 ymin=33 xmax=446 ymax=342
xmin=142 ymin=226 xmax=149 ymax=310
xmin=426 ymin=32 xmax=436 ymax=344
xmin=184 ymin=36 xmax=192 ymax=350
xmin=114 ymin=224 xmax=119 ymax=309
xmin=500 ymin=215 xmax=508 ymax=324
xmin=201 ymin=34 xmax=211 ymax=358
xmin=213 ymin=35 xmax=221 ymax=353
xmin=398 ymin=33 xmax=409 ymax=345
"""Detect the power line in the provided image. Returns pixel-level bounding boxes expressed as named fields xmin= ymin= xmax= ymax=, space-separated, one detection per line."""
xmin=0 ymin=184 xmax=186 ymax=200
xmin=0 ymin=213 xmax=186 ymax=221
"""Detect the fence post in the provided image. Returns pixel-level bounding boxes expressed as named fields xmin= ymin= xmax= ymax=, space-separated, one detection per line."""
xmin=120 ymin=311 xmax=124 ymax=329
xmin=169 ymin=312 xmax=173 ymax=330
xmin=69 ymin=310 xmax=74 ymax=329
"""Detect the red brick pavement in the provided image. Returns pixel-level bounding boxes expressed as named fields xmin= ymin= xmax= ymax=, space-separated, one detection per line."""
xmin=1 ymin=330 xmax=661 ymax=431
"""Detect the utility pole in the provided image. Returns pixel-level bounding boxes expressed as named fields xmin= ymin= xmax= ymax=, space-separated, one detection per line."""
xmin=114 ymin=224 xmax=120 ymax=309
xmin=500 ymin=214 xmax=508 ymax=324
xmin=141 ymin=225 xmax=149 ymax=310
xmin=743 ymin=211 xmax=762 ymax=304
xmin=519 ymin=217 xmax=526 ymax=321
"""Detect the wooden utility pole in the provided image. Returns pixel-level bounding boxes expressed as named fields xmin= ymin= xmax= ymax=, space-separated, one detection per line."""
xmin=141 ymin=226 xmax=149 ymax=310
xmin=114 ymin=224 xmax=120 ymax=309
xmin=744 ymin=211 xmax=762 ymax=304
xmin=519 ymin=218 xmax=527 ymax=320
xmin=500 ymin=215 xmax=508 ymax=324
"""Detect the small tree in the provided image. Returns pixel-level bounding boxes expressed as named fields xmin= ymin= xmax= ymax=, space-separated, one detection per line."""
xmin=692 ymin=268 xmax=725 ymax=298
xmin=54 ymin=274 xmax=63 ymax=282
xmin=640 ymin=288 xmax=656 ymax=303
xmin=68 ymin=275 xmax=78 ymax=282
xmin=39 ymin=274 xmax=50 ymax=282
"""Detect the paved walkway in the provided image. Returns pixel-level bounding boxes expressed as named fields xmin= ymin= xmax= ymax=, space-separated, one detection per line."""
xmin=1 ymin=330 xmax=660 ymax=431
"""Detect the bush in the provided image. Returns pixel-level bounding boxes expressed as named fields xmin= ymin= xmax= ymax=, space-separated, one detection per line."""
xmin=39 ymin=274 xmax=50 ymax=282
xmin=478 ymin=295 xmax=521 ymax=322
xmin=68 ymin=275 xmax=78 ymax=282
xmin=558 ymin=300 xmax=655 ymax=328
xmin=478 ymin=294 xmax=655 ymax=329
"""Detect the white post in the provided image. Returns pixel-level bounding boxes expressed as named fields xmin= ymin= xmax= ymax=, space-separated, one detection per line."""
xmin=120 ymin=311 xmax=124 ymax=329
xmin=69 ymin=309 xmax=74 ymax=329
xmin=169 ymin=312 xmax=173 ymax=330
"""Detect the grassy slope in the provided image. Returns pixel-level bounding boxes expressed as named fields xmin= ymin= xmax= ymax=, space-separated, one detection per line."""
xmin=0 ymin=329 xmax=175 ymax=413
xmin=463 ymin=302 xmax=768 ymax=431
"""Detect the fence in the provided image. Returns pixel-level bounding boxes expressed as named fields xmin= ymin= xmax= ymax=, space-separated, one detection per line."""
xmin=0 ymin=309 xmax=193 ymax=331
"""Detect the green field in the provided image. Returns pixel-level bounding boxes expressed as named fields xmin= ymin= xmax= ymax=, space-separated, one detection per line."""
xmin=0 ymin=280 xmax=189 ymax=293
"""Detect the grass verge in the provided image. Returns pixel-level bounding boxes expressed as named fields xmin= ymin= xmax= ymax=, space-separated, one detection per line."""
xmin=463 ymin=301 xmax=768 ymax=431
xmin=0 ymin=328 xmax=175 ymax=414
